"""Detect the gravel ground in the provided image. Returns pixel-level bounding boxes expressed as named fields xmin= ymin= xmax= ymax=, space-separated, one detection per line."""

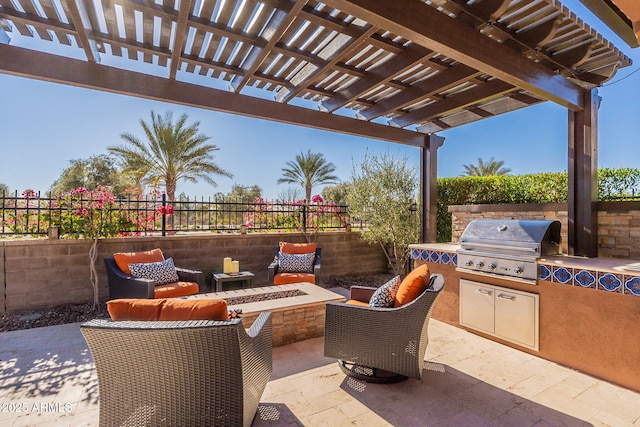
xmin=0 ymin=273 xmax=394 ymax=333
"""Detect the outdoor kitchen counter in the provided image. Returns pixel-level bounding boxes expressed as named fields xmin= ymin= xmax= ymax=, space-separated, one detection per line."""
xmin=410 ymin=243 xmax=640 ymax=393
xmin=540 ymin=253 xmax=640 ymax=276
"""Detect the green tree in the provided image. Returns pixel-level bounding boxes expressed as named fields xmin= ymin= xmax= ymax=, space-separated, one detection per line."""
xmin=49 ymin=154 xmax=137 ymax=196
xmin=346 ymin=150 xmax=419 ymax=275
xmin=0 ymin=182 xmax=9 ymax=194
xmin=277 ymin=150 xmax=338 ymax=205
xmin=221 ymin=184 xmax=263 ymax=201
xmin=462 ymin=157 xmax=511 ymax=176
xmin=108 ymin=111 xmax=233 ymax=201
xmin=322 ymin=182 xmax=350 ymax=206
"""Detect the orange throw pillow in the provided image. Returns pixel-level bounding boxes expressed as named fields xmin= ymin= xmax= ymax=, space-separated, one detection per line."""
xmin=159 ymin=299 xmax=229 ymax=321
xmin=393 ymin=264 xmax=430 ymax=307
xmin=107 ymin=298 xmax=165 ymax=321
xmin=279 ymin=242 xmax=317 ymax=254
xmin=113 ymin=248 xmax=164 ymax=276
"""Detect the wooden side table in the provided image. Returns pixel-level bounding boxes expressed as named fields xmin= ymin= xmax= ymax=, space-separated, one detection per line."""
xmin=211 ymin=271 xmax=255 ymax=292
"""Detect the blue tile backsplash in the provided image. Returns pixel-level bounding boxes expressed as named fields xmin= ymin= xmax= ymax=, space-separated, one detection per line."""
xmin=411 ymin=248 xmax=640 ymax=297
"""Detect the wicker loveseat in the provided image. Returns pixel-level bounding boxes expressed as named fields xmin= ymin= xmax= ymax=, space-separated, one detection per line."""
xmin=324 ymin=273 xmax=444 ymax=382
xmin=81 ymin=312 xmax=272 ymax=427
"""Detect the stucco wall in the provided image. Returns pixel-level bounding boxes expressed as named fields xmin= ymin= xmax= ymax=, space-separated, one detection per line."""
xmin=0 ymin=232 xmax=386 ymax=314
xmin=448 ymin=201 xmax=640 ymax=258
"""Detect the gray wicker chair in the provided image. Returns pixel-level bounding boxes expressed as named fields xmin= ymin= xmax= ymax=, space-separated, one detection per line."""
xmin=268 ymin=246 xmax=321 ymax=285
xmin=104 ymin=255 xmax=204 ymax=300
xmin=81 ymin=313 xmax=272 ymax=427
xmin=324 ymin=274 xmax=444 ymax=383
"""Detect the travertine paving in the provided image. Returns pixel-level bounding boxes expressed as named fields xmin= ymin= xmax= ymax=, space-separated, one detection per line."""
xmin=1 ymin=319 xmax=639 ymax=426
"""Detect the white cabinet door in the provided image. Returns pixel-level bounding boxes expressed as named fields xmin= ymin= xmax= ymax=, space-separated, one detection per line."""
xmin=494 ymin=289 xmax=538 ymax=350
xmin=460 ymin=280 xmax=495 ymax=334
xmin=459 ymin=279 xmax=539 ymax=351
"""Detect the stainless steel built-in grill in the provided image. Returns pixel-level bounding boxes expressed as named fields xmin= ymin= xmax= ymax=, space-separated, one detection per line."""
xmin=456 ymin=219 xmax=561 ymax=284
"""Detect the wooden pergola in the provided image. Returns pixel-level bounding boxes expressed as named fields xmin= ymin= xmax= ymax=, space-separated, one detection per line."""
xmin=0 ymin=0 xmax=632 ymax=257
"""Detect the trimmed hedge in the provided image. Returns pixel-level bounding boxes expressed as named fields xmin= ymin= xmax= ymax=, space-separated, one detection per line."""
xmin=436 ymin=168 xmax=640 ymax=242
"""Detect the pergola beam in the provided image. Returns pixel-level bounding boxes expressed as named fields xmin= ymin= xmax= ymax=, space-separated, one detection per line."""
xmin=391 ymin=79 xmax=515 ymax=128
xmin=324 ymin=0 xmax=584 ymax=111
xmin=229 ymin=0 xmax=305 ymax=93
xmin=169 ymin=0 xmax=193 ymax=79
xmin=61 ymin=0 xmax=101 ymax=63
xmin=320 ymin=43 xmax=434 ymax=113
xmin=360 ymin=63 xmax=481 ymax=120
xmin=0 ymin=44 xmax=424 ymax=147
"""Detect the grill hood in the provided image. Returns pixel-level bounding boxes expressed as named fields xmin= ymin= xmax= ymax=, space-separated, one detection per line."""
xmin=456 ymin=219 xmax=562 ymax=283
xmin=459 ymin=219 xmax=561 ymax=257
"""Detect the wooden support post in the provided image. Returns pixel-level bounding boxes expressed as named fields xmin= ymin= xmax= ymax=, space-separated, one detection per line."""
xmin=568 ymin=89 xmax=600 ymax=257
xmin=420 ymin=134 xmax=444 ymax=243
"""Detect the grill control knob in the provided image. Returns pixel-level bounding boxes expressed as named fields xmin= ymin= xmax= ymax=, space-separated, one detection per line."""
xmin=514 ymin=266 xmax=524 ymax=275
xmin=476 ymin=262 xmax=485 ymax=269
xmin=465 ymin=260 xmax=473 ymax=267
xmin=488 ymin=263 xmax=497 ymax=271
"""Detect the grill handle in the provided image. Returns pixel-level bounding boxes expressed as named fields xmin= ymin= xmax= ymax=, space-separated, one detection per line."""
xmin=460 ymin=242 xmax=539 ymax=253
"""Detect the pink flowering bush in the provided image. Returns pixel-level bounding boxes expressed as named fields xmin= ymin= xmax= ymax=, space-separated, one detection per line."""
xmin=58 ymin=186 xmax=132 ymax=239
xmin=2 ymin=189 xmax=50 ymax=234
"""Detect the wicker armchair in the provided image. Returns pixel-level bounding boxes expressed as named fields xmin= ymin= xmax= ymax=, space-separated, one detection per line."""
xmin=324 ymin=274 xmax=444 ymax=383
xmin=268 ymin=246 xmax=321 ymax=285
xmin=104 ymin=255 xmax=203 ymax=300
xmin=81 ymin=312 xmax=272 ymax=427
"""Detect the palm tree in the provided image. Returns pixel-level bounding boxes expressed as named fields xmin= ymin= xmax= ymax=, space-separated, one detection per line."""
xmin=108 ymin=111 xmax=232 ymax=200
xmin=462 ymin=157 xmax=511 ymax=176
xmin=278 ymin=150 xmax=338 ymax=204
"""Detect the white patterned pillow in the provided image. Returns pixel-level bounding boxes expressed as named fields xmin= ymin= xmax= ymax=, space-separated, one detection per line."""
xmin=278 ymin=252 xmax=315 ymax=273
xmin=369 ymin=276 xmax=401 ymax=308
xmin=129 ymin=258 xmax=180 ymax=285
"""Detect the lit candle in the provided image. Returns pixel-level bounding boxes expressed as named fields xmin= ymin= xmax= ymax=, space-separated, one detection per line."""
xmin=231 ymin=260 xmax=240 ymax=274
xmin=223 ymin=257 xmax=232 ymax=274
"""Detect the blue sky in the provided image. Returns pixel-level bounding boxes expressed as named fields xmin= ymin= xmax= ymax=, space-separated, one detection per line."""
xmin=1 ymin=0 xmax=639 ymax=199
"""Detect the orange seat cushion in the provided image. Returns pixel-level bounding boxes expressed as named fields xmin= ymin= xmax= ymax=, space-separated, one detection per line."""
xmin=345 ymin=299 xmax=369 ymax=307
xmin=108 ymin=298 xmax=229 ymax=321
xmin=107 ymin=298 xmax=165 ymax=321
xmin=114 ymin=248 xmax=164 ymax=276
xmin=279 ymin=242 xmax=317 ymax=254
xmin=153 ymin=281 xmax=199 ymax=299
xmin=273 ymin=272 xmax=316 ymax=285
xmin=159 ymin=298 xmax=228 ymax=321
xmin=394 ymin=264 xmax=430 ymax=307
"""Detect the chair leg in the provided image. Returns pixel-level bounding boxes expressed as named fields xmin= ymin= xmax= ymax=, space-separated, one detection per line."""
xmin=338 ymin=360 xmax=408 ymax=384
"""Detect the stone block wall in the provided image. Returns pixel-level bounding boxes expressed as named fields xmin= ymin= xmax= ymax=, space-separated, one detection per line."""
xmin=0 ymin=232 xmax=386 ymax=314
xmin=241 ymin=303 xmax=327 ymax=347
xmin=448 ymin=201 xmax=640 ymax=259
xmin=598 ymin=202 xmax=640 ymax=260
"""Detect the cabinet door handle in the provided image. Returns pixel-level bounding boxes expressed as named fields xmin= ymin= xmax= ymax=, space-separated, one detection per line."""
xmin=476 ymin=289 xmax=492 ymax=295
xmin=497 ymin=294 xmax=515 ymax=301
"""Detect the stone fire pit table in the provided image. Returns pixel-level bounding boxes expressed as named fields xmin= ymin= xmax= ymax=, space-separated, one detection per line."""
xmin=186 ymin=282 xmax=346 ymax=347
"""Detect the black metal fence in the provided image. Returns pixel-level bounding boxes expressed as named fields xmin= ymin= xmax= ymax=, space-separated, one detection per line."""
xmin=0 ymin=191 xmax=353 ymax=238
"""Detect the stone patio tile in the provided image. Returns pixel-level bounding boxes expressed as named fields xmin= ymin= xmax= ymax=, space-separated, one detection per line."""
xmin=523 ymin=386 xmax=600 ymax=424
xmin=2 ymin=319 xmax=640 ymax=426
xmin=491 ymin=405 xmax=545 ymax=427
xmin=575 ymin=382 xmax=640 ymax=424
xmin=335 ymin=398 xmax=371 ymax=419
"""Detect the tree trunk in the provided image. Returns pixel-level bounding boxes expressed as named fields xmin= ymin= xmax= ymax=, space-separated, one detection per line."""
xmin=89 ymin=237 xmax=99 ymax=309
xmin=166 ymin=179 xmax=176 ymax=202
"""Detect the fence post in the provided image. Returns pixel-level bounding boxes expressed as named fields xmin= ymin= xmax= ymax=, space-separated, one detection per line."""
xmin=302 ymin=202 xmax=307 ymax=232
xmin=161 ymin=193 xmax=166 ymax=237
